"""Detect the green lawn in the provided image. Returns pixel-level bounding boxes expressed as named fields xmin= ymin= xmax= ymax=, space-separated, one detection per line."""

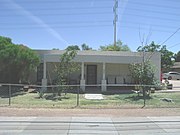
xmin=0 ymin=92 xmax=180 ymax=108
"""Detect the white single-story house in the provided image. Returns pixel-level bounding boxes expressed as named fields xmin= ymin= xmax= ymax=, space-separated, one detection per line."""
xmin=30 ymin=50 xmax=161 ymax=93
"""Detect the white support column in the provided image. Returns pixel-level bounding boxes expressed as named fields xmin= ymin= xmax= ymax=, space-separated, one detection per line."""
xmin=103 ymin=62 xmax=106 ymax=80
xmin=101 ymin=62 xmax=107 ymax=92
xmin=43 ymin=60 xmax=46 ymax=79
xmin=80 ymin=62 xmax=85 ymax=92
xmin=42 ymin=58 xmax=47 ymax=90
xmin=81 ymin=62 xmax=84 ymax=80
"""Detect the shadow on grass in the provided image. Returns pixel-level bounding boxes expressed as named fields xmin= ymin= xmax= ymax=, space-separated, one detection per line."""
xmin=0 ymin=91 xmax=26 ymax=98
xmin=0 ymin=86 xmax=26 ymax=98
xmin=35 ymin=93 xmax=70 ymax=101
xmin=125 ymin=95 xmax=153 ymax=101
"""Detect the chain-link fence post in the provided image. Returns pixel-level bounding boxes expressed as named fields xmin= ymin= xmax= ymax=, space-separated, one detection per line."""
xmin=76 ymin=85 xmax=80 ymax=107
xmin=9 ymin=84 xmax=11 ymax=106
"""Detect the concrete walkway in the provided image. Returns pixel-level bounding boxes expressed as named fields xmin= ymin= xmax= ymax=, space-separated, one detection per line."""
xmin=84 ymin=94 xmax=104 ymax=100
xmin=0 ymin=116 xmax=180 ymax=135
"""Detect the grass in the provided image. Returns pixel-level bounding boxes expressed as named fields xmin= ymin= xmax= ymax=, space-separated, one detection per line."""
xmin=0 ymin=91 xmax=180 ymax=108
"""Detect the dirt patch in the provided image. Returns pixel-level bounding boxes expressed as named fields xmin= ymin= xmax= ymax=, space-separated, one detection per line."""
xmin=0 ymin=107 xmax=180 ymax=117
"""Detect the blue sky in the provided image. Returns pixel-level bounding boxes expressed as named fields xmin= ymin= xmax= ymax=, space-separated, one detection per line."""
xmin=1 ymin=0 xmax=180 ymax=53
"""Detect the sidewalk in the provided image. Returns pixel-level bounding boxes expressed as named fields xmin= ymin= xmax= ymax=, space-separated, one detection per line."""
xmin=156 ymin=89 xmax=180 ymax=93
xmin=0 ymin=107 xmax=180 ymax=117
xmin=0 ymin=116 xmax=180 ymax=134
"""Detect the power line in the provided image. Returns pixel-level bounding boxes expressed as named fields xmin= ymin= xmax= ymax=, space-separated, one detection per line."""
xmin=168 ymin=43 xmax=180 ymax=49
xmin=124 ymin=13 xmax=180 ymax=22
xmin=121 ymin=0 xmax=180 ymax=10
xmin=0 ymin=24 xmax=112 ymax=29
xmin=0 ymin=6 xmax=112 ymax=11
xmin=160 ymin=27 xmax=180 ymax=45
xmin=1 ymin=6 xmax=180 ymax=17
xmin=120 ymin=25 xmax=180 ymax=34
xmin=0 ymin=12 xmax=112 ymax=17
xmin=1 ymin=22 xmax=180 ymax=36
xmin=0 ymin=15 xmax=179 ymax=31
xmin=119 ymin=21 xmax=178 ymax=30
xmin=2 ymin=10 xmax=180 ymax=23
xmin=0 ymin=20 xmax=111 ymax=25
xmin=1 ymin=0 xmax=112 ymax=3
xmin=123 ymin=7 xmax=180 ymax=17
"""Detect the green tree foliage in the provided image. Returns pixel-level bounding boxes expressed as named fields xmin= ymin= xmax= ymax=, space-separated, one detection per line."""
xmin=81 ymin=43 xmax=92 ymax=50
xmin=137 ymin=41 xmax=174 ymax=72
xmin=174 ymin=51 xmax=180 ymax=62
xmin=129 ymin=61 xmax=157 ymax=85
xmin=99 ymin=40 xmax=131 ymax=51
xmin=52 ymin=48 xmax=59 ymax=50
xmin=66 ymin=45 xmax=80 ymax=51
xmin=129 ymin=60 xmax=158 ymax=107
xmin=160 ymin=45 xmax=174 ymax=72
xmin=137 ymin=41 xmax=160 ymax=52
xmin=0 ymin=36 xmax=40 ymax=83
xmin=54 ymin=50 xmax=80 ymax=96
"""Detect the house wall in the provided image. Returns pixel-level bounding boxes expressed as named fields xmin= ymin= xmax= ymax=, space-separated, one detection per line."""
xmin=33 ymin=50 xmax=161 ymax=85
xmin=145 ymin=52 xmax=161 ymax=81
xmin=84 ymin=63 xmax=132 ymax=84
xmin=106 ymin=64 xmax=132 ymax=84
xmin=46 ymin=62 xmax=81 ymax=84
xmin=106 ymin=64 xmax=129 ymax=76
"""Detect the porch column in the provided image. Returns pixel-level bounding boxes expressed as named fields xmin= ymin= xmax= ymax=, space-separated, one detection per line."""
xmin=101 ymin=62 xmax=107 ymax=92
xmin=80 ymin=62 xmax=85 ymax=92
xmin=42 ymin=59 xmax=47 ymax=90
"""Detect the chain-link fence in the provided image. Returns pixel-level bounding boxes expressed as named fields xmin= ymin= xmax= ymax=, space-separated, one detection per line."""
xmin=0 ymin=82 xmax=180 ymax=108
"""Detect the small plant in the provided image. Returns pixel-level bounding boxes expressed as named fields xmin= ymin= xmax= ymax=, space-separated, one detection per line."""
xmin=37 ymin=88 xmax=46 ymax=98
xmin=163 ymin=79 xmax=173 ymax=89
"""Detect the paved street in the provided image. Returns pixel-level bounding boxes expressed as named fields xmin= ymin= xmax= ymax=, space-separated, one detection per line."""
xmin=0 ymin=116 xmax=180 ymax=135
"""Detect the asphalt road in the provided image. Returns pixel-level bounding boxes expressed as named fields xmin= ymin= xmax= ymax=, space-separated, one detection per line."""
xmin=0 ymin=116 xmax=180 ymax=135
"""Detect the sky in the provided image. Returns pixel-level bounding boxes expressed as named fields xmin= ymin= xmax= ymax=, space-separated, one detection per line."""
xmin=1 ymin=0 xmax=180 ymax=53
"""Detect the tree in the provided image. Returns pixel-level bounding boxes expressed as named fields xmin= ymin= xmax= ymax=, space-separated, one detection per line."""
xmin=52 ymin=48 xmax=59 ymax=50
xmin=137 ymin=41 xmax=174 ymax=72
xmin=129 ymin=61 xmax=157 ymax=86
xmin=66 ymin=45 xmax=80 ymax=51
xmin=0 ymin=36 xmax=40 ymax=83
xmin=129 ymin=60 xmax=158 ymax=107
xmin=137 ymin=41 xmax=160 ymax=52
xmin=174 ymin=51 xmax=180 ymax=62
xmin=160 ymin=45 xmax=174 ymax=72
xmin=54 ymin=49 xmax=80 ymax=97
xmin=99 ymin=40 xmax=131 ymax=51
xmin=81 ymin=43 xmax=92 ymax=50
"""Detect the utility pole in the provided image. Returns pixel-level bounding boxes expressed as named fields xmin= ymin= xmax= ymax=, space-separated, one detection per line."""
xmin=113 ymin=0 xmax=118 ymax=47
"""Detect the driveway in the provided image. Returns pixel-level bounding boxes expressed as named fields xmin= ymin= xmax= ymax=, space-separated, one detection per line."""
xmin=169 ymin=80 xmax=180 ymax=89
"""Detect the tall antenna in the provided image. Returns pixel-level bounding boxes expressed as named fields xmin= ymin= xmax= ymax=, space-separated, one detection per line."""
xmin=113 ymin=0 xmax=118 ymax=47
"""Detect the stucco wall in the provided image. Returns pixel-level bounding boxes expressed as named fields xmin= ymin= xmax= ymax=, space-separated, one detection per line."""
xmin=46 ymin=62 xmax=81 ymax=84
xmin=145 ymin=52 xmax=161 ymax=81
xmin=33 ymin=50 xmax=161 ymax=84
xmin=106 ymin=64 xmax=132 ymax=84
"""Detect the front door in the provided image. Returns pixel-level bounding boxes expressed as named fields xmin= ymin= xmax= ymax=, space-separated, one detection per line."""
xmin=87 ymin=65 xmax=97 ymax=85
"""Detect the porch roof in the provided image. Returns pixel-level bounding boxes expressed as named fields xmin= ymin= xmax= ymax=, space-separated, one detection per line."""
xmin=35 ymin=50 xmax=160 ymax=64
